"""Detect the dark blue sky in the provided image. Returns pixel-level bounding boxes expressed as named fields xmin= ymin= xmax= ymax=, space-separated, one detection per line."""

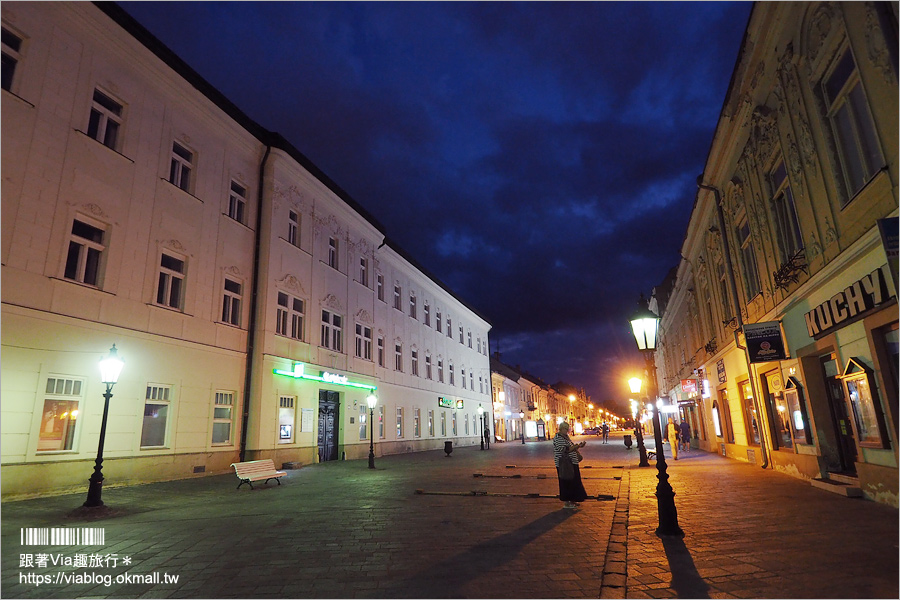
xmin=120 ymin=1 xmax=752 ymax=411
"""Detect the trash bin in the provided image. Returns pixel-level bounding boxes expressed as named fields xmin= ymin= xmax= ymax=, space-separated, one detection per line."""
xmin=444 ymin=440 xmax=453 ymax=457
xmin=623 ymin=434 xmax=633 ymax=449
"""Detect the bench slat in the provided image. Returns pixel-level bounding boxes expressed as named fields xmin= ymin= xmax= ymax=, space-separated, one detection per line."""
xmin=231 ymin=459 xmax=286 ymax=489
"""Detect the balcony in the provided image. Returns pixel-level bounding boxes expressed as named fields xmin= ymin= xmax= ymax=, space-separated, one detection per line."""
xmin=773 ymin=249 xmax=808 ymax=291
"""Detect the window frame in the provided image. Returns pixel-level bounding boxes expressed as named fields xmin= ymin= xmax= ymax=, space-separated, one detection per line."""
xmin=328 ymin=237 xmax=339 ymax=269
xmin=737 ymin=216 xmax=761 ymax=301
xmin=86 ymin=88 xmax=123 ymax=151
xmin=288 ymin=210 xmax=300 ymax=247
xmin=141 ymin=384 xmax=171 ymax=449
xmin=221 ymin=277 xmax=243 ymax=327
xmin=768 ymin=158 xmax=803 ymax=264
xmin=228 ymin=180 xmax=247 ymax=225
xmin=321 ymin=309 xmax=343 ymax=352
xmin=64 ymin=216 xmax=107 ymax=288
xmin=169 ymin=141 xmax=194 ymax=192
xmin=2 ymin=25 xmax=23 ymax=93
xmin=355 ymin=323 xmax=373 ymax=360
xmin=276 ymin=291 xmax=305 ymax=341
xmin=156 ymin=250 xmax=186 ymax=310
xmin=212 ymin=391 xmax=235 ymax=446
xmin=37 ymin=376 xmax=85 ymax=453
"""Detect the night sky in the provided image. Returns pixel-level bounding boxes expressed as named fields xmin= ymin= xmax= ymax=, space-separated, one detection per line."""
xmin=119 ymin=1 xmax=753 ymax=413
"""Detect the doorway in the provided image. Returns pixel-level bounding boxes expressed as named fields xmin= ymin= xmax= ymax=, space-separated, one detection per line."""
xmin=822 ymin=354 xmax=857 ymax=473
xmin=317 ymin=390 xmax=340 ymax=462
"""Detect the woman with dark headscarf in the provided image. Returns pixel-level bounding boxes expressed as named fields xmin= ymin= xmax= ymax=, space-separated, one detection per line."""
xmin=553 ymin=422 xmax=588 ymax=509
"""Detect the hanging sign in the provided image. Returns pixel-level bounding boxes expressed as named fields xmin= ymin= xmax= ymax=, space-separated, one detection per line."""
xmin=744 ymin=321 xmax=788 ymax=363
xmin=438 ymin=397 xmax=453 ymax=408
xmin=455 ymin=399 xmax=465 ymax=409
xmin=717 ymin=359 xmax=726 ymax=384
xmin=803 ymin=265 xmax=893 ymax=339
xmin=681 ymin=379 xmax=698 ymax=396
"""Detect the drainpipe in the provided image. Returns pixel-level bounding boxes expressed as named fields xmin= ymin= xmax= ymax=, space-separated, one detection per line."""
xmin=239 ymin=144 xmax=272 ymax=462
xmin=697 ymin=178 xmax=770 ymax=469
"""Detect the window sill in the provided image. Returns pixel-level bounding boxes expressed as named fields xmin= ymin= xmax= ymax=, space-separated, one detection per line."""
xmin=161 ymin=178 xmax=203 ymax=203
xmin=222 ymin=213 xmax=253 ymax=231
xmin=74 ymin=129 xmax=135 ymax=163
xmin=3 ymin=88 xmax=35 ymax=107
xmin=148 ymin=302 xmax=193 ymax=317
xmin=840 ymin=166 xmax=889 ymax=211
xmin=51 ymin=277 xmax=116 ymax=296
xmin=217 ymin=321 xmax=244 ymax=330
xmin=279 ymin=236 xmax=308 ymax=254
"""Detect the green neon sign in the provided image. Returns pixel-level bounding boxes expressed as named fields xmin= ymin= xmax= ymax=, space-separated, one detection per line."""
xmin=273 ymin=363 xmax=377 ymax=391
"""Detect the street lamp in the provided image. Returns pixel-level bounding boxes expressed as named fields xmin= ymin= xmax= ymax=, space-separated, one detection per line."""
xmin=629 ymin=377 xmax=650 ymax=467
xmin=84 ymin=344 xmax=124 ymax=508
xmin=630 ymin=295 xmax=683 ymax=537
xmin=366 ymin=394 xmax=378 ymax=469
xmin=477 ymin=406 xmax=485 ymax=450
xmin=519 ymin=411 xmax=525 ymax=444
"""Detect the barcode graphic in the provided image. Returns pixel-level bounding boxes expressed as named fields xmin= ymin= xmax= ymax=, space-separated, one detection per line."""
xmin=20 ymin=528 xmax=105 ymax=546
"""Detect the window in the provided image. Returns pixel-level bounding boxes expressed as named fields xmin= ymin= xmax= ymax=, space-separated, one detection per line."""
xmin=411 ymin=349 xmax=419 ymax=376
xmin=276 ymin=292 xmax=305 ymax=341
xmin=87 ymin=89 xmax=123 ymax=150
xmin=459 ymin=325 xmax=464 ymax=343
xmin=414 ymin=407 xmax=421 ymax=438
xmin=355 ymin=324 xmax=372 ymax=360
xmin=469 ymin=371 xmax=474 ymax=390
xmin=394 ymin=285 xmax=402 ymax=310
xmin=845 ymin=373 xmax=884 ymax=446
xmin=441 ymin=412 xmax=447 ymax=436
xmin=424 ymin=302 xmax=431 ymax=326
xmin=394 ymin=343 xmax=403 ymax=371
xmin=379 ymin=405 xmax=385 ymax=439
xmin=288 ymin=210 xmax=300 ymax=246
xmin=465 ymin=413 xmax=469 ymax=435
xmin=141 ymin=385 xmax=171 ymax=448
xmin=447 ymin=317 xmax=452 ymax=338
xmin=359 ymin=257 xmax=369 ymax=287
xmin=156 ymin=252 xmax=185 ymax=310
xmin=169 ymin=142 xmax=193 ymax=192
xmin=222 ymin=278 xmax=242 ymax=326
xmin=438 ymin=358 xmax=444 ymax=383
xmin=409 ymin=293 xmax=417 ymax=319
xmin=477 ymin=337 xmax=481 ymax=353
xmin=449 ymin=362 xmax=455 ymax=386
xmin=462 ymin=368 xmax=467 ymax=389
xmin=467 ymin=330 xmax=472 ymax=348
xmin=2 ymin=26 xmax=23 ymax=92
xmin=212 ymin=391 xmax=234 ymax=445
xmin=479 ymin=375 xmax=484 ymax=394
xmin=37 ymin=377 xmax=83 ymax=452
xmin=228 ymin=181 xmax=247 ymax=224
xmin=321 ymin=310 xmax=343 ymax=352
xmin=328 ymin=237 xmax=339 ymax=269
xmin=740 ymin=380 xmax=759 ymax=446
xmin=782 ymin=387 xmax=809 ymax=446
xmin=65 ymin=218 xmax=106 ymax=287
xmin=377 ymin=336 xmax=385 ymax=367
xmin=769 ymin=159 xmax=803 ymax=262
xmin=737 ymin=217 xmax=761 ymax=300
xmin=452 ymin=412 xmax=457 ymax=436
xmin=428 ymin=410 xmax=434 ymax=436
xmin=718 ymin=262 xmax=731 ymax=322
xmin=377 ymin=274 xmax=384 ymax=302
xmin=396 ymin=407 xmax=404 ymax=438
xmin=436 ymin=310 xmax=443 ymax=333
xmin=425 ymin=355 xmax=432 ymax=380
xmin=823 ymin=46 xmax=885 ymax=202
xmin=279 ymin=396 xmax=295 ymax=444
xmin=359 ymin=404 xmax=368 ymax=441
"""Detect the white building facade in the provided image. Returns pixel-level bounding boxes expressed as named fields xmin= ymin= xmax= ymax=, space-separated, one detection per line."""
xmin=1 ymin=2 xmax=491 ymax=499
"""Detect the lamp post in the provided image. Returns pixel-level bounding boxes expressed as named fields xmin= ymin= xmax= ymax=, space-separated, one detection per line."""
xmin=84 ymin=344 xmax=124 ymax=508
xmin=519 ymin=411 xmax=526 ymax=444
xmin=629 ymin=378 xmax=650 ymax=467
xmin=630 ymin=295 xmax=683 ymax=537
xmin=367 ymin=394 xmax=377 ymax=469
xmin=478 ymin=406 xmax=485 ymax=450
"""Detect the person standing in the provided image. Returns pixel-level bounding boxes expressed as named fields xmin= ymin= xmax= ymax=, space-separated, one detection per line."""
xmin=666 ymin=417 xmax=680 ymax=460
xmin=553 ymin=422 xmax=588 ymax=509
xmin=601 ymin=421 xmax=610 ymax=444
xmin=679 ymin=419 xmax=691 ymax=452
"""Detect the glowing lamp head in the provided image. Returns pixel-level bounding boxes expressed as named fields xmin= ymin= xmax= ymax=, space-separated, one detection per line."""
xmin=99 ymin=344 xmax=124 ymax=385
xmin=628 ymin=377 xmax=642 ymax=394
xmin=629 ymin=295 xmax=660 ymax=352
xmin=366 ymin=394 xmax=378 ymax=410
xmin=477 ymin=406 xmax=484 ymax=416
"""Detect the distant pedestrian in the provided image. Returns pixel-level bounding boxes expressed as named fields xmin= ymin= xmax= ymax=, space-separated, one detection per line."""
xmin=666 ymin=417 xmax=679 ymax=460
xmin=601 ymin=421 xmax=610 ymax=444
xmin=679 ymin=420 xmax=691 ymax=452
xmin=553 ymin=422 xmax=588 ymax=509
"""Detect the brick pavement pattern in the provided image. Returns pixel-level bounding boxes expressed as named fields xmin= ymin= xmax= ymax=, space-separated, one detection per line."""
xmin=1 ymin=432 xmax=897 ymax=599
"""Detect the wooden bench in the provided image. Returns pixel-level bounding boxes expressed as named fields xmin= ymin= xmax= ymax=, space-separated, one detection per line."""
xmin=230 ymin=459 xmax=287 ymax=490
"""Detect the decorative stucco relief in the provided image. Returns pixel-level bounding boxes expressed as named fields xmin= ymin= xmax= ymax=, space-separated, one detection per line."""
xmin=322 ymin=293 xmax=344 ymax=313
xmin=865 ymin=2 xmax=896 ymax=84
xmin=807 ymin=2 xmax=836 ymax=64
xmin=276 ymin=274 xmax=307 ymax=297
xmin=356 ymin=309 xmax=374 ymax=324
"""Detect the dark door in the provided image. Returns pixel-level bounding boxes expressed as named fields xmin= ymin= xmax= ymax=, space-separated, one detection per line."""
xmin=824 ymin=364 xmax=858 ymax=473
xmin=317 ymin=390 xmax=339 ymax=462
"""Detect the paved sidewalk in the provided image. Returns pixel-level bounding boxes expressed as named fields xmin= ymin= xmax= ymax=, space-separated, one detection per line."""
xmin=1 ymin=434 xmax=897 ymax=598
xmin=624 ymin=444 xmax=899 ymax=599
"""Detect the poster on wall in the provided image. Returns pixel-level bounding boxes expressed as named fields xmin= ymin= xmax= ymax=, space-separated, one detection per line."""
xmin=744 ymin=321 xmax=787 ymax=363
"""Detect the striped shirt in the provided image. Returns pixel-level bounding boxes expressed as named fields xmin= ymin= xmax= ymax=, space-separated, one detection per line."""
xmin=553 ymin=433 xmax=580 ymax=467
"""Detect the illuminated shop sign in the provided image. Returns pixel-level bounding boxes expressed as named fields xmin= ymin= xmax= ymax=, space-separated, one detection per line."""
xmin=438 ymin=397 xmax=465 ymax=409
xmin=456 ymin=399 xmax=464 ymax=409
xmin=744 ymin=321 xmax=787 ymax=363
xmin=804 ymin=265 xmax=893 ymax=339
xmin=273 ymin=363 xmax=377 ymax=391
xmin=681 ymin=379 xmax=698 ymax=395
